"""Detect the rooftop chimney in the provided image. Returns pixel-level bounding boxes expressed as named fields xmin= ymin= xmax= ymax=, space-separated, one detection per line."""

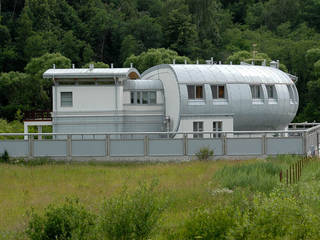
xmin=130 ymin=63 xmax=133 ymax=68
xmin=111 ymin=63 xmax=114 ymax=68
xmin=184 ymin=59 xmax=187 ymax=64
xmin=53 ymin=64 xmax=56 ymax=69
xmin=211 ymin=57 xmax=213 ymax=64
xmin=196 ymin=59 xmax=199 ymax=64
xmin=72 ymin=64 xmax=75 ymax=69
xmin=173 ymin=59 xmax=176 ymax=65
xmin=270 ymin=61 xmax=277 ymax=68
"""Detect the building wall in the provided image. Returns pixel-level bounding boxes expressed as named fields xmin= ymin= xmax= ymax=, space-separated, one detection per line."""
xmin=142 ymin=69 xmax=180 ymax=131
xmin=54 ymin=85 xmax=123 ymax=112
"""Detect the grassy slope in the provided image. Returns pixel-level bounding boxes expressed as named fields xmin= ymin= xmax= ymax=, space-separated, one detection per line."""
xmin=0 ymin=160 xmax=235 ymax=237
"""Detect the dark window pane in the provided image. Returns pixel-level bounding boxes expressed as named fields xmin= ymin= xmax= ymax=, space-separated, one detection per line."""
xmin=196 ymin=86 xmax=203 ymax=99
xmin=137 ymin=92 xmax=141 ymax=104
xmin=218 ymin=86 xmax=225 ymax=98
xmin=187 ymin=85 xmax=195 ymax=99
xmin=61 ymin=92 xmax=72 ymax=107
xmin=212 ymin=85 xmax=218 ymax=99
xmin=130 ymin=92 xmax=135 ymax=104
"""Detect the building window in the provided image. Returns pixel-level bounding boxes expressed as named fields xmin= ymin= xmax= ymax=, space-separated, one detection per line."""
xmin=130 ymin=91 xmax=157 ymax=104
xmin=61 ymin=92 xmax=72 ymax=107
xmin=212 ymin=121 xmax=223 ymax=138
xmin=211 ymin=85 xmax=226 ymax=99
xmin=187 ymin=85 xmax=203 ymax=99
xmin=250 ymin=85 xmax=262 ymax=99
xmin=266 ymin=85 xmax=276 ymax=99
xmin=287 ymin=85 xmax=294 ymax=101
xmin=193 ymin=121 xmax=203 ymax=138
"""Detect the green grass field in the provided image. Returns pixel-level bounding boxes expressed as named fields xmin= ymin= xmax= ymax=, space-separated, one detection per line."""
xmin=0 ymin=160 xmax=232 ymax=239
xmin=1 ymin=156 xmax=319 ymax=239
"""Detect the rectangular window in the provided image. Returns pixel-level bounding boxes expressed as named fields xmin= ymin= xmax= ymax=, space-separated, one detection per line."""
xmin=211 ymin=85 xmax=226 ymax=99
xmin=193 ymin=121 xmax=203 ymax=138
xmin=61 ymin=92 xmax=72 ymax=107
xmin=149 ymin=91 xmax=156 ymax=104
xmin=188 ymin=85 xmax=203 ymax=99
xmin=213 ymin=121 xmax=222 ymax=138
xmin=266 ymin=85 xmax=276 ymax=99
xmin=130 ymin=91 xmax=157 ymax=104
xmin=250 ymin=85 xmax=262 ymax=99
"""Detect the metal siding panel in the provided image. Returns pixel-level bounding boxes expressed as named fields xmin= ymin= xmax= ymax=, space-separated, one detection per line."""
xmin=34 ymin=141 xmax=67 ymax=157
xmin=110 ymin=140 xmax=144 ymax=156
xmin=149 ymin=139 xmax=184 ymax=156
xmin=72 ymin=140 xmax=106 ymax=156
xmin=0 ymin=141 xmax=29 ymax=157
xmin=227 ymin=138 xmax=263 ymax=155
xmin=266 ymin=137 xmax=303 ymax=155
xmin=187 ymin=139 xmax=223 ymax=155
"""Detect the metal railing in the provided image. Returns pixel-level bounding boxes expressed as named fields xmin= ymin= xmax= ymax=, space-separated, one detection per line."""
xmin=24 ymin=110 xmax=52 ymax=121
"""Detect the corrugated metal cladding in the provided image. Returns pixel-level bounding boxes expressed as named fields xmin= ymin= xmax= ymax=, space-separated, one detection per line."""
xmin=124 ymin=79 xmax=163 ymax=91
xmin=142 ymin=64 xmax=293 ymax=84
xmin=43 ymin=68 xmax=141 ymax=79
xmin=142 ymin=64 xmax=299 ymax=131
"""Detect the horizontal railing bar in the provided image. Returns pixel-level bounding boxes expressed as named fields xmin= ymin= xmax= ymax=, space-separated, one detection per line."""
xmin=0 ymin=130 xmax=309 ymax=136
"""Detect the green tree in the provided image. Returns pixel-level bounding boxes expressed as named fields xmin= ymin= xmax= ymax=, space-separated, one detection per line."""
xmin=124 ymin=48 xmax=191 ymax=73
xmin=163 ymin=3 xmax=198 ymax=57
xmin=24 ymin=53 xmax=71 ymax=111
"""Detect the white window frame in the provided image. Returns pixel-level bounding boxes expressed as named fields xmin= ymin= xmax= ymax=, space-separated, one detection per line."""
xmin=193 ymin=121 xmax=203 ymax=138
xmin=250 ymin=85 xmax=263 ymax=99
xmin=130 ymin=91 xmax=157 ymax=104
xmin=60 ymin=92 xmax=73 ymax=107
xmin=287 ymin=85 xmax=294 ymax=102
xmin=187 ymin=85 xmax=203 ymax=100
xmin=212 ymin=121 xmax=223 ymax=138
xmin=266 ymin=85 xmax=277 ymax=99
xmin=211 ymin=85 xmax=226 ymax=99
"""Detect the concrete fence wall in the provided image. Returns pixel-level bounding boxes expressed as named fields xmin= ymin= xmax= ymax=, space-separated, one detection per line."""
xmin=0 ymin=129 xmax=317 ymax=160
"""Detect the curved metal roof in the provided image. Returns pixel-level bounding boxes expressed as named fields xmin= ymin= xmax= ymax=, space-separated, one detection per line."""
xmin=142 ymin=64 xmax=293 ymax=85
xmin=124 ymin=79 xmax=163 ymax=90
xmin=43 ymin=68 xmax=141 ymax=79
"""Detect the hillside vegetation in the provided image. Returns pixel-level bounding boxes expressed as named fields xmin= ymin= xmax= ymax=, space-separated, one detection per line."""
xmin=0 ymin=0 xmax=320 ymax=122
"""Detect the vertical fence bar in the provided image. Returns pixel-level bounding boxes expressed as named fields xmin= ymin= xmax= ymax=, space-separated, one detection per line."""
xmin=286 ymin=169 xmax=288 ymax=185
xmin=280 ymin=171 xmax=282 ymax=182
xmin=144 ymin=135 xmax=149 ymax=156
xmin=290 ymin=165 xmax=292 ymax=184
xmin=183 ymin=133 xmax=187 ymax=156
xmin=28 ymin=135 xmax=34 ymax=158
xmin=67 ymin=134 xmax=72 ymax=160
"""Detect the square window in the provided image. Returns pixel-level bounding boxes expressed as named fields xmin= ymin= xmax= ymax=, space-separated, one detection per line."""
xmin=61 ymin=92 xmax=72 ymax=107
xmin=266 ymin=85 xmax=276 ymax=99
xmin=213 ymin=121 xmax=222 ymax=138
xmin=250 ymin=85 xmax=262 ymax=99
xmin=211 ymin=85 xmax=226 ymax=99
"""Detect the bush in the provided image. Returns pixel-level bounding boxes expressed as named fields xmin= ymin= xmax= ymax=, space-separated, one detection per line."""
xmin=26 ymin=198 xmax=96 ymax=240
xmin=0 ymin=150 xmax=10 ymax=163
xmin=195 ymin=147 xmax=214 ymax=161
xmin=214 ymin=161 xmax=282 ymax=193
xmin=100 ymin=179 xmax=165 ymax=240
xmin=182 ymin=205 xmax=242 ymax=240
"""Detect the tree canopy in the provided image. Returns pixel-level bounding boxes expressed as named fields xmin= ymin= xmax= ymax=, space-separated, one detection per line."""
xmin=0 ymin=0 xmax=320 ymax=121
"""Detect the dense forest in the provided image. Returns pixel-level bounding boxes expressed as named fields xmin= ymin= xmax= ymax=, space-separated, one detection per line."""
xmin=0 ymin=0 xmax=320 ymax=122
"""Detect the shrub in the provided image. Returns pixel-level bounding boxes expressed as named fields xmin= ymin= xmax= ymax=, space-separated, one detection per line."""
xmin=26 ymin=198 xmax=96 ymax=240
xmin=214 ymin=161 xmax=282 ymax=193
xmin=182 ymin=205 xmax=243 ymax=240
xmin=0 ymin=150 xmax=10 ymax=163
xmin=195 ymin=147 xmax=214 ymax=161
xmin=99 ymin=179 xmax=165 ymax=240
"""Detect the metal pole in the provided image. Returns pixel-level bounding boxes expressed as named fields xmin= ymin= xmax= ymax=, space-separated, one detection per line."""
xmin=286 ymin=169 xmax=288 ymax=185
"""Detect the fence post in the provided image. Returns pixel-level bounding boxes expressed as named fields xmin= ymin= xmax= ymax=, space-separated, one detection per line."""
xmin=67 ymin=134 xmax=72 ymax=160
xmin=290 ymin=165 xmax=292 ymax=184
xmin=303 ymin=131 xmax=307 ymax=156
xmin=144 ymin=135 xmax=149 ymax=156
xmin=223 ymin=133 xmax=227 ymax=156
xmin=183 ymin=133 xmax=188 ymax=156
xmin=317 ymin=132 xmax=319 ymax=157
xmin=28 ymin=135 xmax=34 ymax=158
xmin=262 ymin=134 xmax=266 ymax=155
xmin=286 ymin=169 xmax=288 ymax=185
xmin=106 ymin=135 xmax=110 ymax=157
xmin=280 ymin=171 xmax=282 ymax=182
